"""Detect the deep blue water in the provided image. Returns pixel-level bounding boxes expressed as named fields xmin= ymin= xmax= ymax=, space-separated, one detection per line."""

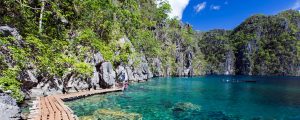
xmin=66 ymin=75 xmax=300 ymax=120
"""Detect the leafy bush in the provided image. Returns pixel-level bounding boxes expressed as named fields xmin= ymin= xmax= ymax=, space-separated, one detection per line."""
xmin=0 ymin=68 xmax=24 ymax=102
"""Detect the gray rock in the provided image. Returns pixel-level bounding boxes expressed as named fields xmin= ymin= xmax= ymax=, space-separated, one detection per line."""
xmin=118 ymin=36 xmax=135 ymax=52
xmin=165 ymin=65 xmax=172 ymax=76
xmin=20 ymin=69 xmax=38 ymax=91
xmin=224 ymin=51 xmax=235 ymax=75
xmin=66 ymin=75 xmax=90 ymax=92
xmin=30 ymin=78 xmax=63 ymax=97
xmin=4 ymin=90 xmax=12 ymax=95
xmin=91 ymin=67 xmax=100 ymax=89
xmin=93 ymin=52 xmax=104 ymax=65
xmin=0 ymin=26 xmax=23 ymax=46
xmin=132 ymin=62 xmax=153 ymax=81
xmin=116 ymin=65 xmax=128 ymax=82
xmin=183 ymin=50 xmax=193 ymax=76
xmin=152 ymin=58 xmax=163 ymax=77
xmin=126 ymin=66 xmax=136 ymax=81
xmin=0 ymin=93 xmax=20 ymax=120
xmin=98 ymin=62 xmax=116 ymax=88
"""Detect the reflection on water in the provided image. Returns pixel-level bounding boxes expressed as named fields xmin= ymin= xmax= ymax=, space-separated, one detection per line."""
xmin=66 ymin=75 xmax=300 ymax=120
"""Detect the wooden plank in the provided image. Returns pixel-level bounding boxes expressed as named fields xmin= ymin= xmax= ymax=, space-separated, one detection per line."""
xmin=48 ymin=96 xmax=61 ymax=120
xmin=44 ymin=97 xmax=55 ymax=120
xmin=40 ymin=97 xmax=48 ymax=120
xmin=52 ymin=96 xmax=69 ymax=120
xmin=30 ymin=87 xmax=123 ymax=120
xmin=55 ymin=97 xmax=74 ymax=120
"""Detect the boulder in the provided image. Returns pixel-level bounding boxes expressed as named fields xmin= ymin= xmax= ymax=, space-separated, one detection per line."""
xmin=126 ymin=66 xmax=136 ymax=81
xmin=66 ymin=75 xmax=90 ymax=93
xmin=133 ymin=68 xmax=144 ymax=81
xmin=0 ymin=93 xmax=20 ymax=120
xmin=79 ymin=109 xmax=142 ymax=120
xmin=93 ymin=52 xmax=104 ymax=65
xmin=91 ymin=67 xmax=100 ymax=89
xmin=98 ymin=62 xmax=116 ymax=88
xmin=141 ymin=63 xmax=152 ymax=79
xmin=0 ymin=26 xmax=23 ymax=46
xmin=20 ymin=69 xmax=38 ymax=91
xmin=171 ymin=102 xmax=201 ymax=112
xmin=30 ymin=78 xmax=63 ymax=97
xmin=89 ymin=52 xmax=104 ymax=90
xmin=116 ymin=65 xmax=128 ymax=82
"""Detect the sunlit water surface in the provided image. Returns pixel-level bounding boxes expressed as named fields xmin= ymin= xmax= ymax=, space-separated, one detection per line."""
xmin=66 ymin=76 xmax=300 ymax=120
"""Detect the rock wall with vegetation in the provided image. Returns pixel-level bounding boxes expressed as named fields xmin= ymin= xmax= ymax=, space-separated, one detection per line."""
xmin=0 ymin=0 xmax=205 ymax=104
xmin=0 ymin=0 xmax=299 ymax=110
xmin=196 ymin=10 xmax=300 ymax=76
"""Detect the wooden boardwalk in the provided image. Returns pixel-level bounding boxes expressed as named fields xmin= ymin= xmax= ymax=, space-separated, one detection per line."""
xmin=28 ymin=87 xmax=123 ymax=120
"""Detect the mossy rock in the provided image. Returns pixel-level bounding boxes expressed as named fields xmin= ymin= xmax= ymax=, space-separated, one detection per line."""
xmin=79 ymin=116 xmax=94 ymax=120
xmin=171 ymin=102 xmax=201 ymax=112
xmin=79 ymin=109 xmax=142 ymax=120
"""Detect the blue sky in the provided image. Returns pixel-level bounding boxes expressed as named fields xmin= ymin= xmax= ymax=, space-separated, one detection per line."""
xmin=166 ymin=0 xmax=300 ymax=31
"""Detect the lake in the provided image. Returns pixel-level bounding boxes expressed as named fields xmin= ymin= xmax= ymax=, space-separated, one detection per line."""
xmin=66 ymin=75 xmax=300 ymax=120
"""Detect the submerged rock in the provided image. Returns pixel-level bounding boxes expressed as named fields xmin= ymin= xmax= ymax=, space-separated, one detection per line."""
xmin=79 ymin=109 xmax=142 ymax=120
xmin=171 ymin=102 xmax=201 ymax=112
xmin=171 ymin=102 xmax=202 ymax=120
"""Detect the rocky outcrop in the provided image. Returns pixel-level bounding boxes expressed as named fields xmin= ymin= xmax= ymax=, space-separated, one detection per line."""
xmin=133 ymin=56 xmax=153 ymax=81
xmin=0 ymin=93 xmax=20 ymax=120
xmin=174 ymin=49 xmax=194 ymax=77
xmin=235 ymin=40 xmax=257 ymax=75
xmin=116 ymin=65 xmax=128 ymax=82
xmin=65 ymin=74 xmax=90 ymax=93
xmin=126 ymin=56 xmax=154 ymax=82
xmin=90 ymin=52 xmax=104 ymax=89
xmin=117 ymin=37 xmax=154 ymax=81
xmin=224 ymin=51 xmax=235 ymax=75
xmin=98 ymin=62 xmax=116 ymax=88
xmin=30 ymin=77 xmax=63 ymax=98
xmin=0 ymin=26 xmax=23 ymax=47
xmin=150 ymin=58 xmax=164 ymax=77
xmin=232 ymin=11 xmax=300 ymax=76
xmin=183 ymin=50 xmax=194 ymax=76
xmin=126 ymin=66 xmax=135 ymax=81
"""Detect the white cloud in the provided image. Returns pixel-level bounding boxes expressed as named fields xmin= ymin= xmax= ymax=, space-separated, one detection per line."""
xmin=165 ymin=0 xmax=190 ymax=19
xmin=293 ymin=0 xmax=300 ymax=10
xmin=210 ymin=5 xmax=221 ymax=10
xmin=194 ymin=2 xmax=207 ymax=13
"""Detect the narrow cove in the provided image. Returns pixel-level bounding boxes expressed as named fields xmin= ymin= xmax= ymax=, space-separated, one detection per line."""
xmin=66 ymin=76 xmax=300 ymax=120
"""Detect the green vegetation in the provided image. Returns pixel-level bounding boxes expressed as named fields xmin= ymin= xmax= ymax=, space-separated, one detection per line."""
xmin=231 ymin=10 xmax=300 ymax=75
xmin=0 ymin=0 xmax=197 ymax=102
xmin=198 ymin=29 xmax=233 ymax=74
xmin=0 ymin=67 xmax=24 ymax=102
xmin=1 ymin=0 xmax=300 ymax=102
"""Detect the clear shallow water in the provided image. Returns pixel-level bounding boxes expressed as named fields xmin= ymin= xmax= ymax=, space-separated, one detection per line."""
xmin=66 ymin=76 xmax=300 ymax=120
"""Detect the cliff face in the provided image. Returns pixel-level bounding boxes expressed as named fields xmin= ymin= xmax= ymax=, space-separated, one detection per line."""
xmin=198 ymin=29 xmax=235 ymax=75
xmin=194 ymin=10 xmax=300 ymax=76
xmin=232 ymin=10 xmax=300 ymax=76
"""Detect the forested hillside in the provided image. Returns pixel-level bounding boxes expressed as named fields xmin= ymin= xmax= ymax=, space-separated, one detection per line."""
xmin=0 ymin=0 xmax=205 ymax=104
xmin=0 ymin=0 xmax=300 ymax=107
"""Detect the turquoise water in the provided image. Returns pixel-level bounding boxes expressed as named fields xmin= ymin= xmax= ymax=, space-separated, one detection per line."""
xmin=66 ymin=76 xmax=300 ymax=120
